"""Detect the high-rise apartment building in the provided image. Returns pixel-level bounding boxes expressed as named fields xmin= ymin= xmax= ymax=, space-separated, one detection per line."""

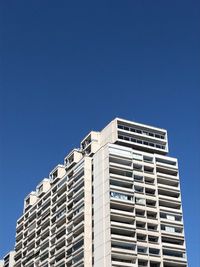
xmin=13 ymin=118 xmax=187 ymax=267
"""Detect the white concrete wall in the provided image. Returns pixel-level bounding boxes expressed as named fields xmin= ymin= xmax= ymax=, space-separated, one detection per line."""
xmin=93 ymin=144 xmax=111 ymax=267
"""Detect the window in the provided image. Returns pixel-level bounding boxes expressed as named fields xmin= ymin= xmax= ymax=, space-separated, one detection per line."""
xmin=165 ymin=226 xmax=175 ymax=233
xmin=124 ymin=126 xmax=129 ymax=131
xmin=163 ymin=249 xmax=185 ymax=258
xmin=138 ymin=260 xmax=148 ymax=266
xmin=134 ymin=175 xmax=143 ymax=182
xmin=134 ymin=186 xmax=143 ymax=193
xmin=137 ymin=234 xmax=146 ymax=241
xmin=136 ymin=209 xmax=145 ymax=217
xmin=133 ymin=153 xmax=143 ymax=161
xmin=133 ymin=164 xmax=142 ymax=171
xmin=148 ymin=236 xmax=158 ymax=243
xmin=143 ymin=156 xmax=153 ymax=162
xmin=149 ymin=248 xmax=160 ymax=255
xmin=166 ymin=214 xmax=175 ymax=221
xmin=118 ymin=125 xmax=124 ymax=129
xmin=110 ymin=191 xmax=133 ymax=201
xmin=135 ymin=197 xmax=145 ymax=205
xmin=148 ymin=224 xmax=157 ymax=231
xmin=156 ymin=144 xmax=161 ymax=149
xmin=138 ymin=246 xmax=147 ymax=254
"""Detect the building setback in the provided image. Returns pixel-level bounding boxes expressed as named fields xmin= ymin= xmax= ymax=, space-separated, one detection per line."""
xmin=13 ymin=118 xmax=187 ymax=267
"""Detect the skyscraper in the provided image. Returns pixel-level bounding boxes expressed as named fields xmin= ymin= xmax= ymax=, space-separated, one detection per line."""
xmin=13 ymin=118 xmax=187 ymax=267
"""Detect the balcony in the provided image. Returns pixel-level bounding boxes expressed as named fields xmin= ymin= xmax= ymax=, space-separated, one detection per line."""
xmin=163 ymin=249 xmax=187 ymax=262
xmin=111 ymin=240 xmax=136 ymax=257
xmin=64 ymin=149 xmax=83 ymax=170
xmin=110 ymin=191 xmax=134 ymax=204
xmin=112 ymin=254 xmax=137 ymax=267
xmin=36 ymin=178 xmax=51 ymax=197
xmin=50 ymin=165 xmax=66 ymax=184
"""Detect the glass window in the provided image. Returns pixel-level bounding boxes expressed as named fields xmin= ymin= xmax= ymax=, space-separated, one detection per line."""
xmin=110 ymin=191 xmax=133 ymax=201
xmin=135 ymin=197 xmax=145 ymax=205
xmin=166 ymin=214 xmax=175 ymax=221
xmin=165 ymin=226 xmax=175 ymax=233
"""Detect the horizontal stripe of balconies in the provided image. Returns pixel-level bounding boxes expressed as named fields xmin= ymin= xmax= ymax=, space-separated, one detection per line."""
xmin=162 ymin=242 xmax=186 ymax=250
xmin=112 ymin=260 xmax=136 ymax=267
xmin=73 ymin=227 xmax=84 ymax=240
xmin=73 ymin=180 xmax=84 ymax=194
xmin=52 ymin=195 xmax=66 ymax=210
xmin=72 ymin=220 xmax=84 ymax=233
xmin=135 ymin=217 xmax=158 ymax=225
xmin=156 ymin=165 xmax=178 ymax=175
xmin=52 ymin=203 xmax=67 ymax=218
xmin=13 ymin=259 xmax=22 ymax=267
xmin=159 ymin=195 xmax=181 ymax=204
xmin=159 ymin=199 xmax=181 ymax=209
xmin=15 ymin=230 xmax=23 ymax=241
xmin=111 ymin=221 xmax=135 ymax=230
xmin=110 ymin=185 xmax=134 ymax=194
xmin=162 ymin=255 xmax=187 ymax=262
xmin=70 ymin=232 xmax=84 ymax=245
xmin=161 ymin=230 xmax=184 ymax=237
xmin=158 ymin=184 xmax=180 ymax=192
xmin=163 ymin=260 xmax=187 ymax=267
xmin=156 ymin=159 xmax=177 ymax=168
xmin=16 ymin=223 xmax=23 ymax=233
xmin=112 ymin=253 xmax=137 ymax=263
xmin=110 ymin=173 xmax=133 ymax=182
xmin=135 ymin=192 xmax=156 ymax=200
xmin=110 ymin=207 xmax=135 ymax=217
xmin=111 ymin=234 xmax=136 ymax=242
xmin=135 ymin=204 xmax=157 ymax=211
xmin=24 ymin=260 xmax=35 ymax=267
xmin=73 ymin=188 xmax=84 ymax=202
xmin=159 ymin=206 xmax=183 ymax=216
xmin=111 ymin=217 xmax=135 ymax=226
xmin=110 ymin=197 xmax=134 ymax=207
xmin=109 ymin=162 xmax=133 ymax=170
xmin=158 ymin=186 xmax=180 ymax=195
xmin=160 ymin=218 xmax=183 ymax=226
xmin=56 ymin=184 xmax=67 ymax=196
xmin=72 ymin=257 xmax=84 ymax=267
xmin=135 ymin=170 xmax=155 ymax=178
xmin=157 ymin=172 xmax=179 ymax=181
xmin=136 ymin=228 xmax=160 ymax=236
xmin=54 ymin=258 xmax=67 ymax=267
xmin=111 ymin=247 xmax=137 ymax=257
xmin=71 ymin=246 xmax=84 ymax=259
xmin=134 ymin=180 xmax=156 ymax=189
xmin=14 ymin=250 xmax=22 ymax=261
xmin=110 ymin=178 xmax=133 ymax=188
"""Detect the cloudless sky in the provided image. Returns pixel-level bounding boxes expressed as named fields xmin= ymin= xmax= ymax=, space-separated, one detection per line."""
xmin=0 ymin=1 xmax=200 ymax=266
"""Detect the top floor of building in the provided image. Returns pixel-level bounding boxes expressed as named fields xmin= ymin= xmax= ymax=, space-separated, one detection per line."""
xmin=20 ymin=118 xmax=169 ymax=214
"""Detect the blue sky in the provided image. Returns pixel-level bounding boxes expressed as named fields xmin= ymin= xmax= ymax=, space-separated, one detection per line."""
xmin=0 ymin=1 xmax=199 ymax=265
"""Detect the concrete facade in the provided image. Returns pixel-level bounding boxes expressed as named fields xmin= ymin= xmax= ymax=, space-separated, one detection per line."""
xmin=13 ymin=118 xmax=187 ymax=267
xmin=0 ymin=251 xmax=15 ymax=267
